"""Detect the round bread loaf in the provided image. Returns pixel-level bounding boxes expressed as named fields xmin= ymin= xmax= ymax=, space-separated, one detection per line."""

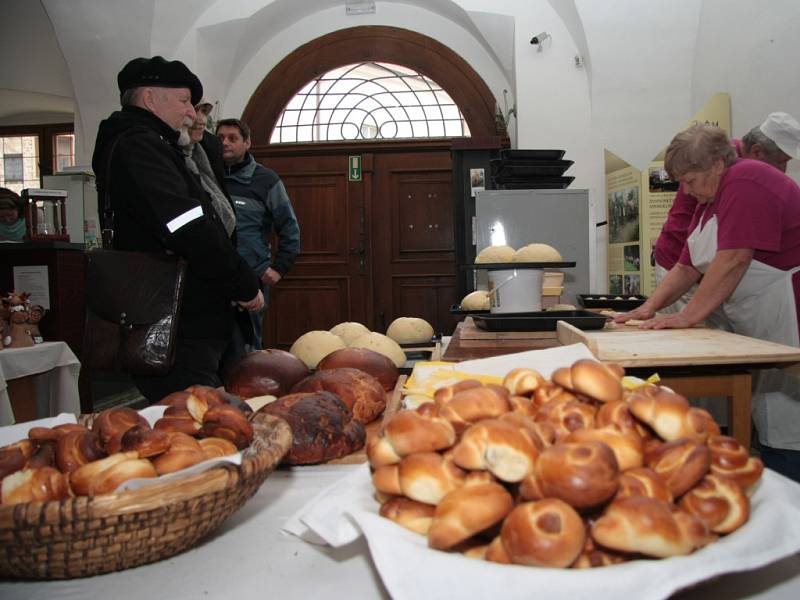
xmin=386 ymin=317 xmax=434 ymax=344
xmin=259 ymin=391 xmax=366 ymax=465
xmin=500 ymin=499 xmax=585 ymax=568
xmin=475 ymin=245 xmax=515 ymax=264
xmin=291 ymin=367 xmax=387 ymax=424
xmin=349 ymin=331 xmax=407 ymax=368
xmin=225 ymin=349 xmax=310 ymax=398
xmin=289 ymin=330 xmax=347 ymax=368
xmin=317 ymin=347 xmax=399 ymax=392
xmin=330 ymin=321 xmax=370 ymax=346
xmin=460 ymin=290 xmax=490 ymax=310
xmin=512 ymin=243 xmax=562 ymax=262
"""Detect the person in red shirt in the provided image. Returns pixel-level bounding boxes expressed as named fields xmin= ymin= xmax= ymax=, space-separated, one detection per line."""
xmin=653 ymin=112 xmax=800 ymax=315
xmin=617 ymin=123 xmax=800 ymax=482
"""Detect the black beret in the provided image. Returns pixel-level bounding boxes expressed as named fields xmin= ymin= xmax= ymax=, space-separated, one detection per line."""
xmin=117 ymin=56 xmax=203 ymax=105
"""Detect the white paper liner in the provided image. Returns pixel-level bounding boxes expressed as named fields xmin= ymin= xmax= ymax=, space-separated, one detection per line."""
xmin=283 ymin=464 xmax=800 ymax=600
xmin=0 ymin=406 xmax=242 ymax=494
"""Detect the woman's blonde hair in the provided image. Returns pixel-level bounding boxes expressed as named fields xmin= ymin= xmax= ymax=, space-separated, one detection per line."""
xmin=664 ymin=123 xmax=737 ymax=179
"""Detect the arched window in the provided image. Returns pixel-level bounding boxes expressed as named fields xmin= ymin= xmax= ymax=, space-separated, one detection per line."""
xmin=271 ymin=62 xmax=471 ymax=143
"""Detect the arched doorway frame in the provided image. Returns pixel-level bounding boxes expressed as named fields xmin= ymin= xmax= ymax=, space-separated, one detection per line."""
xmin=242 ymin=25 xmax=500 ymax=144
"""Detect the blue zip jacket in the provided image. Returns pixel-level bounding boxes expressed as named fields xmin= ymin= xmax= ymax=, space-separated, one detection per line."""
xmin=224 ymin=153 xmax=300 ymax=277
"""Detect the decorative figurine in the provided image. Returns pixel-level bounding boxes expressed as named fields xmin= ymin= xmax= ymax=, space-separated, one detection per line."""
xmin=1 ymin=291 xmax=36 ymax=348
xmin=28 ymin=304 xmax=45 ymax=344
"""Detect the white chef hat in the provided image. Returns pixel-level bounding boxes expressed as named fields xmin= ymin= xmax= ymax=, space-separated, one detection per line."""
xmin=759 ymin=112 xmax=800 ymax=159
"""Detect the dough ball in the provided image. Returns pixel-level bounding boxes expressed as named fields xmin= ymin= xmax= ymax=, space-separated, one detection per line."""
xmin=512 ymin=243 xmax=563 ymax=262
xmin=350 ymin=332 xmax=407 ymax=368
xmin=461 ymin=290 xmax=491 ymax=310
xmin=475 ymin=245 xmax=516 ymax=264
xmin=330 ymin=321 xmax=371 ymax=346
xmin=289 ymin=330 xmax=347 ymax=369
xmin=386 ymin=317 xmax=434 ymax=344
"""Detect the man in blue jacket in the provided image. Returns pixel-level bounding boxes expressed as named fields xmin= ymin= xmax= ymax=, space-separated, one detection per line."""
xmin=216 ymin=118 xmax=300 ymax=351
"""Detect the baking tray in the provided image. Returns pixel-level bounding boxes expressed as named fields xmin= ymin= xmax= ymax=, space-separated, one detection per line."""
xmin=449 ymin=303 xmax=490 ymax=316
xmin=491 ymin=160 xmax=574 ymax=177
xmin=491 ymin=176 xmax=575 ymax=189
xmin=499 ymin=149 xmax=565 ymax=161
xmin=471 ymin=310 xmax=608 ymax=332
xmin=462 ymin=261 xmax=576 ymax=270
xmin=578 ymin=294 xmax=648 ymax=311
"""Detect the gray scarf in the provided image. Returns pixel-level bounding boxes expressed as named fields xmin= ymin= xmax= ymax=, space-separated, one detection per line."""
xmin=184 ymin=143 xmax=237 ymax=237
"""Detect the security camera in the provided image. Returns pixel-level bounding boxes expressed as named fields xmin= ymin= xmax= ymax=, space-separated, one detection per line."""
xmin=530 ymin=32 xmax=550 ymax=45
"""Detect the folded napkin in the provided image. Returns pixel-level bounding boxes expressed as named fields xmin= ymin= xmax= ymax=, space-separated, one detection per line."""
xmin=283 ymin=463 xmax=800 ymax=600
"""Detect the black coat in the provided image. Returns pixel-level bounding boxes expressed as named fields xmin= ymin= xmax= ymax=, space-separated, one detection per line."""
xmin=92 ymin=106 xmax=260 ymax=340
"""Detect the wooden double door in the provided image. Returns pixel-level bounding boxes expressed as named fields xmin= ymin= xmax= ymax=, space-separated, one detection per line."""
xmin=257 ymin=143 xmax=459 ymax=349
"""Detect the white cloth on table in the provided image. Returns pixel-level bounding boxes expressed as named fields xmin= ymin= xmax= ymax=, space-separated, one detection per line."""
xmin=0 ymin=341 xmax=81 ymax=425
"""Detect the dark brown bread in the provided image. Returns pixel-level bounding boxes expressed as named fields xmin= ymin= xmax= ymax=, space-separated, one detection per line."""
xmin=225 ymin=348 xmax=310 ymax=398
xmin=291 ymin=367 xmax=386 ymax=424
xmin=259 ymin=391 xmax=365 ymax=464
xmin=317 ymin=347 xmax=399 ymax=392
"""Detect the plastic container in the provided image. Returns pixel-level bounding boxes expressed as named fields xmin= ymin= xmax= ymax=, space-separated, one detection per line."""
xmin=487 ymin=268 xmax=543 ymax=313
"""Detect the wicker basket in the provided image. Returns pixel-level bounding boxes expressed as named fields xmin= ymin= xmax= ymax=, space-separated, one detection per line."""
xmin=0 ymin=411 xmax=292 ymax=579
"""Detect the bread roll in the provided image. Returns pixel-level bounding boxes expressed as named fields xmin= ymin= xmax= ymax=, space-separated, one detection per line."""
xmin=86 ymin=458 xmax=158 ymax=495
xmin=629 ymin=386 xmax=713 ymax=443
xmin=645 ymin=439 xmax=711 ymax=497
xmin=595 ymin=400 xmax=640 ymax=435
xmin=565 ymin=426 xmax=643 ymax=472
xmin=120 ymin=425 xmax=170 ymax=458
xmin=290 ymin=330 xmax=347 ymax=368
xmin=398 ymin=451 xmax=466 ymax=505
xmin=615 ymin=466 xmax=673 ymax=503
xmin=200 ymin=405 xmax=254 ymax=450
xmin=151 ymin=433 xmax=206 ymax=475
xmin=706 ymin=435 xmax=764 ymax=494
xmin=678 ymin=474 xmax=749 ymax=533
xmin=1 ymin=467 xmax=72 ymax=505
xmin=199 ymin=437 xmax=239 ymax=460
xmin=572 ymin=533 xmax=629 ymax=569
xmin=69 ymin=451 xmax=139 ymax=496
xmin=330 ymin=321 xmax=371 ymax=346
xmin=386 ymin=317 xmax=434 ymax=344
xmin=317 ymin=347 xmax=399 ymax=392
xmin=56 ymin=429 xmax=107 ymax=473
xmin=500 ymin=499 xmax=585 ymax=568
xmin=591 ymin=496 xmax=714 ymax=557
xmin=553 ymin=359 xmax=624 ymax=404
xmin=154 ymin=407 xmax=202 ymax=436
xmin=428 ymin=482 xmax=514 ymax=550
xmin=0 ymin=440 xmax=34 ymax=481
xmin=451 ymin=419 xmax=538 ymax=482
xmin=372 ymin=464 xmax=402 ymax=497
xmin=460 ymin=290 xmax=490 ymax=310
xmin=534 ymin=398 xmax=596 ymax=441
xmin=512 ymin=243 xmax=562 ymax=263
xmin=367 ymin=405 xmax=456 ymax=468
xmin=432 ymin=380 xmax=483 ymax=408
xmin=291 ymin=367 xmax=386 ymax=424
xmin=502 ymin=368 xmax=546 ymax=397
xmin=92 ymin=407 xmax=149 ymax=450
xmin=438 ymin=384 xmax=512 ymax=432
xmin=260 ymin=391 xmax=366 ymax=465
xmin=224 ymin=349 xmax=311 ymax=398
xmin=379 ymin=497 xmax=436 ymax=535
xmin=349 ymin=332 xmax=407 ymax=368
xmin=475 ymin=245 xmax=515 ymax=264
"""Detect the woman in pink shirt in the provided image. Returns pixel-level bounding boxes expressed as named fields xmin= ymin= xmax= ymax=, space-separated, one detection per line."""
xmin=617 ymin=123 xmax=800 ymax=481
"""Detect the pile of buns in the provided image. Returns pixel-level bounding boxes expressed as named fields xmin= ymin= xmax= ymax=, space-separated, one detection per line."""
xmin=0 ymin=385 xmax=251 ymax=505
xmin=368 ymin=359 xmax=763 ymax=568
xmin=224 ymin=346 xmax=401 ymax=464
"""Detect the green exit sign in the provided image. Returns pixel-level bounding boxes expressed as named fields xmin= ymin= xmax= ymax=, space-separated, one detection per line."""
xmin=349 ymin=155 xmax=362 ymax=181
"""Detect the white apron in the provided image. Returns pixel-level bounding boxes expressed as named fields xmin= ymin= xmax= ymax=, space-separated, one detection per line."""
xmin=687 ymin=213 xmax=800 ymax=449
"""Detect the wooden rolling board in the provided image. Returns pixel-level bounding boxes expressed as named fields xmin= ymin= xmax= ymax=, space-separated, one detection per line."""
xmin=557 ymin=321 xmax=800 ymax=368
xmin=326 ymin=375 xmax=407 ymax=464
xmin=459 ymin=316 xmax=558 ymax=342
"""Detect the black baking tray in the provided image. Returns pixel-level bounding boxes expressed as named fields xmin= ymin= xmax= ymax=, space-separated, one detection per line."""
xmin=500 ymin=149 xmax=566 ymax=161
xmin=578 ymin=294 xmax=648 ymax=311
xmin=491 ymin=160 xmax=574 ymax=177
xmin=449 ymin=303 xmax=490 ymax=315
xmin=494 ymin=180 xmax=574 ymax=190
xmin=462 ymin=261 xmax=576 ymax=270
xmin=472 ymin=310 xmax=608 ymax=332
xmin=398 ymin=334 xmax=441 ymax=349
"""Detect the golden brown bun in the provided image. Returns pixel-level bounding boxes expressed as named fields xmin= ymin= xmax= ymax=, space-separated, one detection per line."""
xmin=596 ymin=400 xmax=640 ymax=435
xmin=531 ymin=383 xmax=577 ymax=408
xmin=502 ymin=368 xmax=547 ymax=397
xmin=86 ymin=458 xmax=158 ymax=496
xmin=525 ymin=441 xmax=619 ymax=509
xmin=92 ymin=407 xmax=149 ymax=449
xmin=591 ymin=496 xmax=714 ymax=557
xmin=317 ymin=347 xmax=399 ymax=392
xmin=398 ymin=451 xmax=466 ymax=505
xmin=484 ymin=535 xmax=511 ymax=564
xmin=181 ymin=385 xmax=225 ymax=422
xmin=291 ymin=367 xmax=386 ymax=424
xmin=69 ymin=451 xmax=139 ymax=496
xmin=572 ymin=531 xmax=629 ymax=569
xmin=200 ymin=405 xmax=254 ymax=450
xmin=508 ymin=395 xmax=537 ymax=418
xmin=679 ymin=474 xmax=749 ymax=533
xmin=366 ymin=406 xmax=456 ymax=468
xmin=707 ymin=435 xmax=764 ymax=494
xmin=154 ymin=407 xmax=202 ymax=436
xmin=534 ymin=398 xmax=596 ymax=441
xmin=451 ymin=419 xmax=538 ymax=482
xmin=225 ymin=349 xmax=310 ymax=397
xmin=433 ymin=380 xmax=483 ymax=408
xmin=565 ymin=426 xmax=643 ymax=472
xmin=0 ymin=440 xmax=34 ymax=481
xmin=616 ymin=466 xmax=673 ymax=503
xmin=554 ymin=360 xmax=624 ymax=403
xmin=372 ymin=464 xmax=403 ymax=497
xmin=646 ymin=439 xmax=711 ymax=498
xmin=24 ymin=444 xmax=57 ymax=470
xmin=428 ymin=482 xmax=514 ymax=550
xmin=498 ymin=412 xmax=556 ymax=451
xmin=120 ymin=425 xmax=170 ymax=458
xmin=151 ymin=433 xmax=206 ymax=475
xmin=628 ymin=386 xmax=713 ymax=443
xmin=439 ymin=384 xmax=511 ymax=432
xmin=1 ymin=467 xmax=72 ymax=505
xmin=379 ymin=497 xmax=436 ymax=535
xmin=198 ymin=437 xmax=239 ymax=460
xmin=56 ymin=429 xmax=107 ymax=473
xmin=500 ymin=499 xmax=585 ymax=568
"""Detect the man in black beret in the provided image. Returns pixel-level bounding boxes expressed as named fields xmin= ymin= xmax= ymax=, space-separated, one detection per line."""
xmin=91 ymin=57 xmax=263 ymax=403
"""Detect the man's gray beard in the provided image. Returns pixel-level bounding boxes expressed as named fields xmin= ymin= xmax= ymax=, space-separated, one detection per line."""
xmin=177 ymin=127 xmax=192 ymax=149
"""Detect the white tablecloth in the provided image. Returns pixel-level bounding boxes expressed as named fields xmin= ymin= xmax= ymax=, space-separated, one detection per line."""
xmin=0 ymin=341 xmax=81 ymax=425
xmin=0 ymin=464 xmax=798 ymax=600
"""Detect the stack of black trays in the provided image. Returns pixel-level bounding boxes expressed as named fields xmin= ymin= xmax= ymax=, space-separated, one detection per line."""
xmin=490 ymin=149 xmax=574 ymax=190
